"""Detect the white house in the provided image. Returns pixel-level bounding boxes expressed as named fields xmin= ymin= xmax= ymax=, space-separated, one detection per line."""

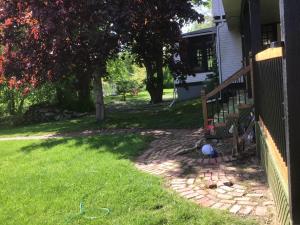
xmin=175 ymin=0 xmax=278 ymax=101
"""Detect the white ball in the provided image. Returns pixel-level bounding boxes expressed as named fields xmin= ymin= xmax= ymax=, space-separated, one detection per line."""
xmin=201 ymin=144 xmax=214 ymax=155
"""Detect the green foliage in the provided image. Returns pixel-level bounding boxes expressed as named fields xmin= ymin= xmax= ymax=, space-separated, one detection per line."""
xmin=27 ymin=83 xmax=57 ymax=106
xmin=187 ymin=0 xmax=213 ymax=32
xmin=0 ymin=80 xmax=29 ymax=117
xmin=54 ymin=75 xmax=94 ymax=112
xmin=204 ymin=42 xmax=219 ymax=93
xmin=0 ymin=94 xmax=203 ymax=138
xmin=106 ymin=53 xmax=145 ymax=101
xmin=163 ymin=67 xmax=174 ymax=89
xmin=102 ymin=81 xmax=116 ymax=97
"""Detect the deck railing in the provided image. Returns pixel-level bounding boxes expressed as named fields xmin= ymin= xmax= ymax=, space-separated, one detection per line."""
xmin=201 ymin=65 xmax=252 ymax=128
xmin=255 ymin=46 xmax=287 ymax=163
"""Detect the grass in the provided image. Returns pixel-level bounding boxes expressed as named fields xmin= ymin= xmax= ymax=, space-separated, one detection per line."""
xmin=0 ymin=135 xmax=256 ymax=225
xmin=0 ymin=89 xmax=203 ymax=138
xmin=105 ymin=89 xmax=174 ymax=105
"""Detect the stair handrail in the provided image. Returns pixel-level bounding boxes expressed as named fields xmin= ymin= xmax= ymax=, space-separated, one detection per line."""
xmin=205 ymin=65 xmax=251 ymax=99
xmin=201 ymin=65 xmax=252 ymax=128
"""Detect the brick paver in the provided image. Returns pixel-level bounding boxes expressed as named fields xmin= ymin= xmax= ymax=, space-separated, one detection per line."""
xmin=135 ymin=129 xmax=275 ymax=223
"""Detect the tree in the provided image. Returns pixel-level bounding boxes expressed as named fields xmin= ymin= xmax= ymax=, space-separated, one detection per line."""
xmin=106 ymin=53 xmax=144 ymax=101
xmin=115 ymin=0 xmax=205 ymax=103
xmin=0 ymin=1 xmax=120 ymax=121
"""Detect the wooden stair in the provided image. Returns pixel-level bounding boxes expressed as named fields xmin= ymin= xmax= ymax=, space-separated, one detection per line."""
xmin=202 ymin=65 xmax=254 ymax=140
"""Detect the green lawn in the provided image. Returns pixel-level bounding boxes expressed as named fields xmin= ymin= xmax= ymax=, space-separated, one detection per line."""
xmin=0 ymin=89 xmax=203 ymax=138
xmin=105 ymin=89 xmax=174 ymax=105
xmin=0 ymin=135 xmax=255 ymax=225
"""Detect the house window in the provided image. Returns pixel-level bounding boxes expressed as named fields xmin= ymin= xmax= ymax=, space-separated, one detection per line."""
xmin=196 ymin=49 xmax=204 ymax=69
xmin=187 ymin=35 xmax=215 ymax=73
xmin=261 ymin=24 xmax=278 ymax=48
xmin=207 ymin=47 xmax=214 ymax=71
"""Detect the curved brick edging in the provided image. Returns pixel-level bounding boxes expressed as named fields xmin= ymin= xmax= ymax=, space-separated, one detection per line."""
xmin=135 ymin=129 xmax=276 ymax=223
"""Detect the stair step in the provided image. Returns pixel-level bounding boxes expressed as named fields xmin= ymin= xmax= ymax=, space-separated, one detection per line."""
xmin=238 ymin=103 xmax=253 ymax=109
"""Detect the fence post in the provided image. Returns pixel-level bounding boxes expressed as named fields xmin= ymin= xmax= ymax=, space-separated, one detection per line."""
xmin=201 ymin=89 xmax=208 ymax=128
xmin=249 ymin=54 xmax=255 ymax=101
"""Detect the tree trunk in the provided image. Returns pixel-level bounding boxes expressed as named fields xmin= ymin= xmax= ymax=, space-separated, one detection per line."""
xmin=147 ymin=80 xmax=163 ymax=103
xmin=78 ymin=73 xmax=93 ymax=111
xmin=145 ymin=54 xmax=164 ymax=104
xmin=8 ymin=92 xmax=16 ymax=115
xmin=94 ymin=74 xmax=105 ymax=122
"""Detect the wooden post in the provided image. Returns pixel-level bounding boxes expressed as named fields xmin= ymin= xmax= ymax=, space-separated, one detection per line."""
xmin=248 ymin=0 xmax=262 ymax=55
xmin=248 ymin=0 xmax=262 ymax=121
xmin=249 ymin=54 xmax=255 ymax=100
xmin=201 ymin=89 xmax=208 ymax=128
xmin=280 ymin=0 xmax=300 ymax=224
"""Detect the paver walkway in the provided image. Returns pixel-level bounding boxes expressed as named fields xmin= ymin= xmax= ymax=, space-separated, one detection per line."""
xmin=135 ymin=129 xmax=276 ymax=224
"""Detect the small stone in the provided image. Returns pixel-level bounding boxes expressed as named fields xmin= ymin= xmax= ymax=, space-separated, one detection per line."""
xmin=179 ymin=190 xmax=194 ymax=197
xmin=194 ymin=195 xmax=204 ymax=200
xmin=209 ymin=158 xmax=217 ymax=164
xmin=224 ymin=181 xmax=234 ymax=187
xmin=203 ymin=158 xmax=209 ymax=164
xmin=246 ymin=193 xmax=264 ymax=198
xmin=220 ymin=199 xmax=236 ymax=204
xmin=216 ymin=188 xmax=227 ymax=194
xmin=263 ymin=201 xmax=275 ymax=206
xmin=233 ymin=184 xmax=247 ymax=189
xmin=171 ymin=179 xmax=186 ymax=184
xmin=217 ymin=194 xmax=233 ymax=200
xmin=211 ymin=176 xmax=218 ymax=181
xmin=237 ymin=201 xmax=258 ymax=206
xmin=230 ymin=205 xmax=241 ymax=214
xmin=229 ymin=191 xmax=245 ymax=197
xmin=239 ymin=206 xmax=254 ymax=215
xmin=221 ymin=185 xmax=234 ymax=192
xmin=205 ymin=172 xmax=212 ymax=177
xmin=195 ymin=191 xmax=208 ymax=198
xmin=185 ymin=192 xmax=199 ymax=199
xmin=220 ymin=203 xmax=232 ymax=210
xmin=236 ymin=189 xmax=246 ymax=193
xmin=234 ymin=197 xmax=250 ymax=201
xmin=207 ymin=194 xmax=218 ymax=201
xmin=187 ymin=178 xmax=195 ymax=185
xmin=255 ymin=206 xmax=268 ymax=216
xmin=212 ymin=202 xmax=224 ymax=209
xmin=208 ymin=183 xmax=218 ymax=189
xmin=197 ymin=197 xmax=216 ymax=207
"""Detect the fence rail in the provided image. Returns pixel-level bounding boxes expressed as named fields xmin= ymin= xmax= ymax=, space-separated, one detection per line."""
xmin=255 ymin=46 xmax=287 ymax=163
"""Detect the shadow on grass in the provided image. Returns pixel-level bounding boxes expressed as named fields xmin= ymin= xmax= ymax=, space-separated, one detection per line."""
xmin=20 ymin=135 xmax=152 ymax=160
xmin=0 ymin=99 xmax=203 ymax=137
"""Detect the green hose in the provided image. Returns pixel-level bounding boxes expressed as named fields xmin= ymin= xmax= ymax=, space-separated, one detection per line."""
xmin=79 ymin=201 xmax=110 ymax=220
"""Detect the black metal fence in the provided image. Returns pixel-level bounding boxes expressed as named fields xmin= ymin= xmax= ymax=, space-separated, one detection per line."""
xmin=256 ymin=56 xmax=287 ymax=162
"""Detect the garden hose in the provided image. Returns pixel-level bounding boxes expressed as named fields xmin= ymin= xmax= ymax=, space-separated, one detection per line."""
xmin=79 ymin=201 xmax=110 ymax=220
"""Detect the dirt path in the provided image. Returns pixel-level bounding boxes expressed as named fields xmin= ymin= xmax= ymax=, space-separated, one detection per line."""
xmin=0 ymin=128 xmax=179 ymax=141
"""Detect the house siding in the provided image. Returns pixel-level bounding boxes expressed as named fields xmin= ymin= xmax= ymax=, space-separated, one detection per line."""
xmin=212 ymin=0 xmax=225 ymax=17
xmin=175 ymin=72 xmax=213 ymax=101
xmin=217 ymin=23 xmax=243 ymax=81
xmin=212 ymin=0 xmax=243 ymax=82
xmin=176 ymin=84 xmax=205 ymax=101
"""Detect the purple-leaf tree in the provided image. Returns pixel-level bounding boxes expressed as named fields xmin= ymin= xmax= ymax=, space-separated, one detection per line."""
xmin=115 ymin=0 xmax=204 ymax=103
xmin=0 ymin=0 xmax=120 ymax=121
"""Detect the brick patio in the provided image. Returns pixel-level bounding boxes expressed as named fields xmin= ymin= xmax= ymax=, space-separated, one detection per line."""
xmin=135 ymin=129 xmax=276 ymax=223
